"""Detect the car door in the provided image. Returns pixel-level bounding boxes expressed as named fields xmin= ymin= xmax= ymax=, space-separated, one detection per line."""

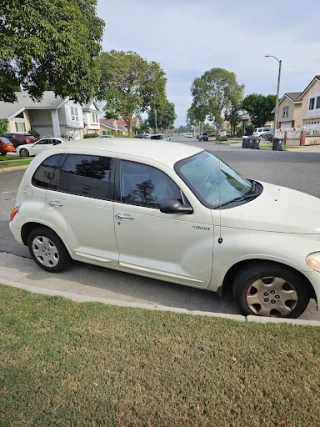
xmin=113 ymin=159 xmax=214 ymax=288
xmin=42 ymin=153 xmax=119 ymax=266
xmin=31 ymin=138 xmax=50 ymax=155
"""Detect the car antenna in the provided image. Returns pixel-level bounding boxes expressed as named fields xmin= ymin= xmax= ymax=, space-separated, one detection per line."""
xmin=218 ymin=143 xmax=223 ymax=244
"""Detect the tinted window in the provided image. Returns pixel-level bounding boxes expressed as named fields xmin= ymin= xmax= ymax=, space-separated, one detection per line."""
xmin=150 ymin=135 xmax=165 ymax=140
xmin=59 ymin=154 xmax=113 ymax=200
xmin=32 ymin=154 xmax=64 ymax=189
xmin=121 ymin=161 xmax=181 ymax=208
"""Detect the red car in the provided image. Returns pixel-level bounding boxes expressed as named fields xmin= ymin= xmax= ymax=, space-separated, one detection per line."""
xmin=1 ymin=133 xmax=38 ymax=148
xmin=0 ymin=136 xmax=16 ymax=155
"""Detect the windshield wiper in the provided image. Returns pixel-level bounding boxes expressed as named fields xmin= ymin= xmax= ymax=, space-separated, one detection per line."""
xmin=219 ymin=180 xmax=259 ymax=208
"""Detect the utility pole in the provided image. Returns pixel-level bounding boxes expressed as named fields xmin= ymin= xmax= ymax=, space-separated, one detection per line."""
xmin=265 ymin=54 xmax=282 ymax=132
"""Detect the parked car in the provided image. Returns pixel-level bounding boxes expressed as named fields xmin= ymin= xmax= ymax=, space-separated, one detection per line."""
xmin=219 ymin=131 xmax=227 ymax=137
xmin=253 ymin=127 xmax=273 ymax=138
xmin=208 ymin=133 xmax=217 ymax=138
xmin=261 ymin=131 xmax=274 ymax=142
xmin=16 ymin=137 xmax=67 ymax=157
xmin=134 ymin=134 xmax=147 ymax=139
xmin=0 ymin=136 xmax=16 ymax=155
xmin=9 ymin=138 xmax=320 ymax=319
xmin=1 ymin=133 xmax=38 ymax=148
xmin=99 ymin=135 xmax=115 ymax=139
xmin=150 ymin=134 xmax=170 ymax=141
xmin=198 ymin=133 xmax=208 ymax=141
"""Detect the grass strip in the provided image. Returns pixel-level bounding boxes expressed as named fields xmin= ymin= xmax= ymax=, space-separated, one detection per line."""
xmin=1 ymin=284 xmax=320 ymax=426
xmin=0 ymin=159 xmax=32 ymax=169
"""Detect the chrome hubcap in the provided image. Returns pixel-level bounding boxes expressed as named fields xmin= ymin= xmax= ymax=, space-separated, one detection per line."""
xmin=246 ymin=277 xmax=298 ymax=317
xmin=32 ymin=236 xmax=59 ymax=268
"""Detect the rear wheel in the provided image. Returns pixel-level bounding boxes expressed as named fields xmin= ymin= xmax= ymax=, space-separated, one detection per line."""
xmin=20 ymin=148 xmax=29 ymax=157
xmin=233 ymin=263 xmax=310 ymax=319
xmin=0 ymin=152 xmax=6 ymax=156
xmin=28 ymin=227 xmax=71 ymax=272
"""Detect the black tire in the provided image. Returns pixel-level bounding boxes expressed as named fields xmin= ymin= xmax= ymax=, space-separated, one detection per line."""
xmin=0 ymin=152 xmax=6 ymax=156
xmin=233 ymin=262 xmax=310 ymax=319
xmin=28 ymin=226 xmax=71 ymax=273
xmin=20 ymin=148 xmax=29 ymax=157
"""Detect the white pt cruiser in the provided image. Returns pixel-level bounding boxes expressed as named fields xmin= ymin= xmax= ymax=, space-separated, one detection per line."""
xmin=9 ymin=139 xmax=320 ymax=319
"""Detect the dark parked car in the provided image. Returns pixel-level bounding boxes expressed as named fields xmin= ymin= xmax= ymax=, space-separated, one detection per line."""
xmin=261 ymin=131 xmax=274 ymax=142
xmin=198 ymin=133 xmax=208 ymax=141
xmin=1 ymin=133 xmax=38 ymax=148
xmin=0 ymin=136 xmax=15 ymax=155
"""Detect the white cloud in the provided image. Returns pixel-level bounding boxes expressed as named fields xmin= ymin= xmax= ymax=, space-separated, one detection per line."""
xmin=98 ymin=0 xmax=320 ymax=125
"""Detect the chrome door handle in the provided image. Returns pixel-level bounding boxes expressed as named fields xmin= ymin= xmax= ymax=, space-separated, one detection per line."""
xmin=115 ymin=214 xmax=134 ymax=220
xmin=48 ymin=201 xmax=63 ymax=207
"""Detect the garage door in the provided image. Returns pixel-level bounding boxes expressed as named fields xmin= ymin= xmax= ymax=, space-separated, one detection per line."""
xmin=280 ymin=122 xmax=291 ymax=130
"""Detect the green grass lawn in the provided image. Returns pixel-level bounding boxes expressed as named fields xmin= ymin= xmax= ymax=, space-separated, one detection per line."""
xmin=1 ymin=284 xmax=320 ymax=426
xmin=0 ymin=159 xmax=32 ymax=168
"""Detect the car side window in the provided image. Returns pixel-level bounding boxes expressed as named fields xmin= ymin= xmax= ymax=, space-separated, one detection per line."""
xmin=36 ymin=139 xmax=48 ymax=145
xmin=58 ymin=154 xmax=113 ymax=200
xmin=120 ymin=160 xmax=182 ymax=208
xmin=32 ymin=154 xmax=64 ymax=189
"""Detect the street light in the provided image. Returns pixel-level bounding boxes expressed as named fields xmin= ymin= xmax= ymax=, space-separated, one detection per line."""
xmin=265 ymin=54 xmax=282 ymax=133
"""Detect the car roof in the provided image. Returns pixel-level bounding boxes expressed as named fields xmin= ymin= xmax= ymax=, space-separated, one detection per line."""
xmin=58 ymin=138 xmax=203 ymax=167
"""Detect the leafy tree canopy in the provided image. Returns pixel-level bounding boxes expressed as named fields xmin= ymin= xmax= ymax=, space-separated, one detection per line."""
xmin=242 ymin=94 xmax=276 ymax=127
xmin=0 ymin=0 xmax=104 ymax=103
xmin=188 ymin=68 xmax=244 ymax=128
xmin=98 ymin=50 xmax=166 ymax=136
xmin=148 ymin=100 xmax=177 ymax=132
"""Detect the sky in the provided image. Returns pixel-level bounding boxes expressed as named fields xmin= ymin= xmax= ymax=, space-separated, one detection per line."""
xmin=97 ymin=0 xmax=320 ymax=126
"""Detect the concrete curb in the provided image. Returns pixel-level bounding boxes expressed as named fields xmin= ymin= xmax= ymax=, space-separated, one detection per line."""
xmin=1 ymin=276 xmax=319 ymax=326
xmin=0 ymin=165 xmax=29 ymax=173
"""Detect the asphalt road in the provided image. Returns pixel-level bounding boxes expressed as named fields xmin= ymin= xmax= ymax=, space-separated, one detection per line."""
xmin=1 ymin=138 xmax=320 ymax=319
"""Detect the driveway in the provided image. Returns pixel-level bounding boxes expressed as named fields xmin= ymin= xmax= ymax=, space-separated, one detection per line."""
xmin=1 ymin=141 xmax=320 ymax=321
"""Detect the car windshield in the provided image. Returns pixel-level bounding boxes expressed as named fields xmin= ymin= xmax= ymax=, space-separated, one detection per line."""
xmin=0 ymin=137 xmax=11 ymax=144
xmin=175 ymin=151 xmax=252 ymax=208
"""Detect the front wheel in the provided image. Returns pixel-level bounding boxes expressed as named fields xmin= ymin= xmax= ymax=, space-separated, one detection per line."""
xmin=233 ymin=262 xmax=310 ymax=319
xmin=20 ymin=148 xmax=29 ymax=157
xmin=28 ymin=227 xmax=71 ymax=272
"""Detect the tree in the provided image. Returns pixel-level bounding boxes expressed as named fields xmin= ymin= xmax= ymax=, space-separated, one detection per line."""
xmin=242 ymin=94 xmax=276 ymax=127
xmin=148 ymin=100 xmax=177 ymax=132
xmin=137 ymin=119 xmax=151 ymax=134
xmin=225 ymin=103 xmax=241 ymax=135
xmin=189 ymin=68 xmax=244 ymax=130
xmin=98 ymin=51 xmax=166 ymax=136
xmin=0 ymin=0 xmax=105 ymax=103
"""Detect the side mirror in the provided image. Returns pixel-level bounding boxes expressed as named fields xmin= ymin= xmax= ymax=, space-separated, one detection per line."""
xmin=160 ymin=199 xmax=193 ymax=214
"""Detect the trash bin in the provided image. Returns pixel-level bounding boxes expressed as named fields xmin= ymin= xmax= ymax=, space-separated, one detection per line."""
xmin=272 ymin=138 xmax=283 ymax=151
xmin=247 ymin=137 xmax=255 ymax=149
xmin=242 ymin=136 xmax=249 ymax=148
xmin=252 ymin=138 xmax=260 ymax=149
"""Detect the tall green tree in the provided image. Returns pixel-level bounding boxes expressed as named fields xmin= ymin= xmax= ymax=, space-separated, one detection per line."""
xmin=0 ymin=0 xmax=104 ymax=103
xmin=98 ymin=50 xmax=166 ymax=136
xmin=242 ymin=94 xmax=276 ymax=127
xmin=225 ymin=103 xmax=242 ymax=135
xmin=0 ymin=119 xmax=8 ymax=134
xmin=189 ymin=68 xmax=244 ymax=129
xmin=148 ymin=100 xmax=177 ymax=132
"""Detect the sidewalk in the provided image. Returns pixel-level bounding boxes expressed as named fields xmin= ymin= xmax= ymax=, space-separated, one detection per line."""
xmin=285 ymin=145 xmax=320 ymax=153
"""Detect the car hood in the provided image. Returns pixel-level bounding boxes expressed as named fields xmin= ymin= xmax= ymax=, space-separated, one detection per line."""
xmin=217 ymin=182 xmax=320 ymax=234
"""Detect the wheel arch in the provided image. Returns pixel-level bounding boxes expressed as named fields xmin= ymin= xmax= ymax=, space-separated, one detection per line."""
xmin=21 ymin=222 xmax=72 ymax=257
xmin=219 ymin=259 xmax=317 ymax=302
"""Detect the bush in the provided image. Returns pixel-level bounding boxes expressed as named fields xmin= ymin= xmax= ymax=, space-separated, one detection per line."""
xmin=28 ymin=129 xmax=40 ymax=139
xmin=0 ymin=119 xmax=8 ymax=134
xmin=245 ymin=124 xmax=255 ymax=136
xmin=218 ymin=136 xmax=228 ymax=142
xmin=84 ymin=133 xmax=99 ymax=138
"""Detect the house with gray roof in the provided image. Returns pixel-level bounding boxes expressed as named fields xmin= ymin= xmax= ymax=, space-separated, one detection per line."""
xmin=0 ymin=91 xmax=100 ymax=139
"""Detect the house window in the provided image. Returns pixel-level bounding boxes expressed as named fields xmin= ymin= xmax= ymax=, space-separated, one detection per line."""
xmin=309 ymin=98 xmax=315 ymax=110
xmin=316 ymin=96 xmax=320 ymax=109
xmin=92 ymin=113 xmax=99 ymax=123
xmin=15 ymin=122 xmax=26 ymax=132
xmin=282 ymin=106 xmax=289 ymax=118
xmin=71 ymin=107 xmax=79 ymax=121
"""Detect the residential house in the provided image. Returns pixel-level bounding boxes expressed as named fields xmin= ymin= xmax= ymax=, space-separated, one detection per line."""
xmin=116 ymin=117 xmax=140 ymax=131
xmin=276 ymin=92 xmax=302 ymax=129
xmin=0 ymin=91 xmax=99 ymax=139
xmin=82 ymin=102 xmax=101 ymax=135
xmin=298 ymin=75 xmax=320 ymax=129
xmin=99 ymin=118 xmax=128 ymax=136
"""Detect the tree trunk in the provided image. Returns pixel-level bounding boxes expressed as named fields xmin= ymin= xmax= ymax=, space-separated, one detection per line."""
xmin=124 ymin=117 xmax=132 ymax=137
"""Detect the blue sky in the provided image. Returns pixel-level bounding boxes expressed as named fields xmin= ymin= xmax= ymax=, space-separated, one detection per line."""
xmin=97 ymin=0 xmax=320 ymax=126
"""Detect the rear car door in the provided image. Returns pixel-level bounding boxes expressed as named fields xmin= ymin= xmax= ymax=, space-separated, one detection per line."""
xmin=42 ymin=153 xmax=119 ymax=265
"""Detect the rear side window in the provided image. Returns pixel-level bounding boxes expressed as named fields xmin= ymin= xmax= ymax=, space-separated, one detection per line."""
xmin=59 ymin=154 xmax=113 ymax=200
xmin=32 ymin=154 xmax=64 ymax=189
